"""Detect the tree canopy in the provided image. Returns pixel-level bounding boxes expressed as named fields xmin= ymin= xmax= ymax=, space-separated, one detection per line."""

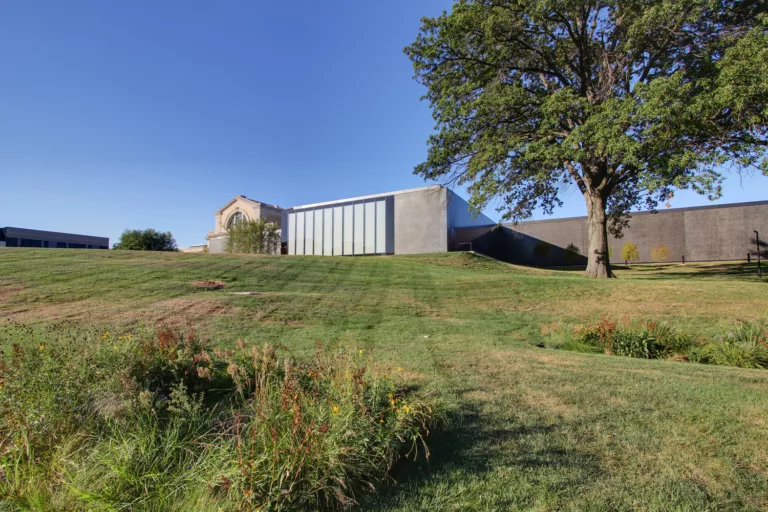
xmin=406 ymin=0 xmax=767 ymax=277
xmin=113 ymin=229 xmax=178 ymax=251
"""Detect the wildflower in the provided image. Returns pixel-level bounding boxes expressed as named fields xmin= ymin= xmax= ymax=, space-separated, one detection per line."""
xmin=403 ymin=405 xmax=411 ymax=413
xmin=38 ymin=345 xmax=45 ymax=351
xmin=397 ymin=367 xmax=403 ymax=372
xmin=390 ymin=399 xmax=396 ymax=406
xmin=359 ymin=349 xmax=364 ymax=355
xmin=332 ymin=405 xmax=339 ymax=415
xmin=380 ymin=418 xmax=384 ymax=423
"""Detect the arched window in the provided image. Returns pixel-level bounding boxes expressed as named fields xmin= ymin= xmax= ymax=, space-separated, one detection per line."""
xmin=227 ymin=211 xmax=247 ymax=228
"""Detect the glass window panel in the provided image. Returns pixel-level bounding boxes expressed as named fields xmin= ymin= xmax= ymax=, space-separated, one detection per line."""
xmin=333 ymin=206 xmax=343 ymax=255
xmin=323 ymin=208 xmax=333 ymax=255
xmin=353 ymin=203 xmax=364 ymax=255
xmin=296 ymin=211 xmax=305 ymax=255
xmin=314 ymin=209 xmax=323 ymax=255
xmin=375 ymin=200 xmax=386 ymax=254
xmin=288 ymin=213 xmax=296 ymax=255
xmin=343 ymin=205 xmax=354 ymax=255
xmin=364 ymin=202 xmax=376 ymax=254
xmin=305 ymin=210 xmax=314 ymax=255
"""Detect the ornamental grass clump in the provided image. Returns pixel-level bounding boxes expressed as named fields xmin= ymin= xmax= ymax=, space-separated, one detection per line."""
xmin=0 ymin=323 xmax=452 ymax=510
xmin=688 ymin=321 xmax=768 ymax=369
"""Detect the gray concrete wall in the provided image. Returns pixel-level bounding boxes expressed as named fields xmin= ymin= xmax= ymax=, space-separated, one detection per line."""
xmin=394 ymin=187 xmax=448 ymax=254
xmin=489 ymin=200 xmax=768 ymax=265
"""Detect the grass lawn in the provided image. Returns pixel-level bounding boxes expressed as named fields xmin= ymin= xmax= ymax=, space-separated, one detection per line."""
xmin=1 ymin=248 xmax=767 ymax=511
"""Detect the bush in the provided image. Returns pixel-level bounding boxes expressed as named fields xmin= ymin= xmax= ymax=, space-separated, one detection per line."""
xmin=226 ymin=218 xmax=281 ymax=254
xmin=651 ymin=244 xmax=671 ymax=264
xmin=610 ymin=326 xmax=665 ymax=359
xmin=0 ymin=324 xmax=452 ymax=510
xmin=564 ymin=243 xmax=581 ymax=262
xmin=113 ymin=229 xmax=178 ymax=251
xmin=621 ymin=242 xmax=639 ymax=265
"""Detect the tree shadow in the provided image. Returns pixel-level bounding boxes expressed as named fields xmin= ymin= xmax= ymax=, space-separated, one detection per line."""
xmin=360 ymin=387 xmax=604 ymax=509
xmin=622 ymin=262 xmax=767 ymax=281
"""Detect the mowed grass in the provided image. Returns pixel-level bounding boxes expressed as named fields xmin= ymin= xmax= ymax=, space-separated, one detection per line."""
xmin=1 ymin=248 xmax=768 ymax=511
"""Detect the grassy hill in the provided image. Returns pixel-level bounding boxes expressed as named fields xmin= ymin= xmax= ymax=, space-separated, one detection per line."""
xmin=1 ymin=249 xmax=768 ymax=510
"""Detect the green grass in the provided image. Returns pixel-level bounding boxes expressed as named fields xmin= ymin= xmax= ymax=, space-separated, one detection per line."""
xmin=2 ymin=248 xmax=768 ymax=510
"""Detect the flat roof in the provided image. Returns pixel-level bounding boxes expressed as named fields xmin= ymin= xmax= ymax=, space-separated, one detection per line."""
xmin=506 ymin=199 xmax=768 ymax=226
xmin=288 ymin=185 xmax=442 ymax=210
xmin=1 ymin=226 xmax=109 ymax=244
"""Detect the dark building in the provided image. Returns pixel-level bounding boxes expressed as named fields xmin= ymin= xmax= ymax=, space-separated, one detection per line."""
xmin=0 ymin=227 xmax=109 ymax=249
xmin=454 ymin=200 xmax=768 ymax=266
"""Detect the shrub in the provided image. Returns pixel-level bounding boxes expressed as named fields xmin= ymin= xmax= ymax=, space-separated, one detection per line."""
xmin=610 ymin=325 xmax=665 ymax=359
xmin=689 ymin=321 xmax=768 ymax=369
xmin=0 ymin=324 xmax=452 ymax=510
xmin=564 ymin=243 xmax=581 ymax=262
xmin=574 ymin=316 xmax=617 ymax=349
xmin=533 ymin=241 xmax=552 ymax=259
xmin=226 ymin=218 xmax=281 ymax=255
xmin=113 ymin=229 xmax=178 ymax=251
xmin=621 ymin=242 xmax=640 ymax=266
xmin=651 ymin=244 xmax=671 ymax=264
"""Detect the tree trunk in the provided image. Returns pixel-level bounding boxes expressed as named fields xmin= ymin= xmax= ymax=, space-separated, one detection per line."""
xmin=584 ymin=192 xmax=614 ymax=278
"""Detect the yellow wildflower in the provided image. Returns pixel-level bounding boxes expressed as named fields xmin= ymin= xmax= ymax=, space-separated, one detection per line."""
xmin=359 ymin=349 xmax=364 ymax=355
xmin=403 ymin=405 xmax=411 ymax=413
xmin=332 ymin=405 xmax=339 ymax=415
xmin=397 ymin=367 xmax=403 ymax=372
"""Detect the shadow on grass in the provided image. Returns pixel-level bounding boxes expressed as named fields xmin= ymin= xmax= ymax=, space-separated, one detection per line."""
xmin=620 ymin=262 xmax=767 ymax=281
xmin=360 ymin=392 xmax=604 ymax=509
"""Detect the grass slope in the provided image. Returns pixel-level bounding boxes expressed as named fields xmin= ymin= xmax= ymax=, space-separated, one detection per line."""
xmin=1 ymin=249 xmax=768 ymax=511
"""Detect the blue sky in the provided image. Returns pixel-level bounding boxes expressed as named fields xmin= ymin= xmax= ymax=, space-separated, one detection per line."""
xmin=1 ymin=1 xmax=766 ymax=249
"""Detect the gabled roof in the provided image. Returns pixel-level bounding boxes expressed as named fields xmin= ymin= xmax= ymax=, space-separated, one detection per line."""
xmin=215 ymin=195 xmax=283 ymax=214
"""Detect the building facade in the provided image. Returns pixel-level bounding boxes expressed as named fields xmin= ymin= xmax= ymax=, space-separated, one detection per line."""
xmin=206 ymin=195 xmax=285 ymax=254
xmin=0 ymin=227 xmax=108 ymax=249
xmin=205 ymin=187 xmax=493 ymax=256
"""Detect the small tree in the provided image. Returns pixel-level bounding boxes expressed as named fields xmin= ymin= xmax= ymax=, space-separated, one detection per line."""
xmin=113 ymin=229 xmax=177 ymax=251
xmin=226 ymin=219 xmax=281 ymax=255
xmin=622 ymin=243 xmax=639 ymax=267
xmin=564 ymin=243 xmax=581 ymax=262
xmin=651 ymin=245 xmax=671 ymax=265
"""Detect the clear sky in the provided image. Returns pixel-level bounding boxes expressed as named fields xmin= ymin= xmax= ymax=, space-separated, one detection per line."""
xmin=1 ymin=1 xmax=766 ymax=249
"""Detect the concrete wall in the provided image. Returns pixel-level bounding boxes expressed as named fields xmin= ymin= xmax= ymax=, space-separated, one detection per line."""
xmin=481 ymin=200 xmax=768 ymax=265
xmin=394 ymin=187 xmax=448 ymax=254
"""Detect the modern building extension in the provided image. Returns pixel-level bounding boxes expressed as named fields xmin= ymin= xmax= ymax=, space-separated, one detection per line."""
xmin=0 ymin=227 xmax=109 ymax=249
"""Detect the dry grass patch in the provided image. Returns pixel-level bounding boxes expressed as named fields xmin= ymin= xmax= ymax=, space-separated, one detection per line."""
xmin=189 ymin=280 xmax=226 ymax=290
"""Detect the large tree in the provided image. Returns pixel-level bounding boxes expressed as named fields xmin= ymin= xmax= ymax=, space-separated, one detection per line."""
xmin=406 ymin=0 xmax=767 ymax=277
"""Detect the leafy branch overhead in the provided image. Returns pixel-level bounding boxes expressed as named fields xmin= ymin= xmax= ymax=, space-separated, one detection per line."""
xmin=406 ymin=0 xmax=767 ymax=277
